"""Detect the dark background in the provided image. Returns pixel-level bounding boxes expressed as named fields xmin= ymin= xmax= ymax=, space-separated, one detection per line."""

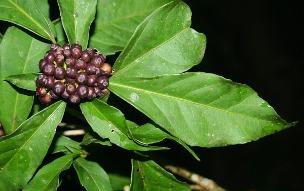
xmin=169 ymin=1 xmax=303 ymax=190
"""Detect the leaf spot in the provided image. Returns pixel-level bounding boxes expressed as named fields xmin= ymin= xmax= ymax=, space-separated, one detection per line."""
xmin=41 ymin=179 xmax=47 ymax=184
xmin=85 ymin=176 xmax=90 ymax=180
xmin=74 ymin=12 xmax=78 ymax=17
xmin=130 ymin=93 xmax=139 ymax=102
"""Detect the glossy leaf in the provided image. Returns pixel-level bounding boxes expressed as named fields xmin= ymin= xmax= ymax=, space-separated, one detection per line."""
xmin=73 ymin=157 xmax=113 ymax=191
xmin=36 ymin=0 xmax=50 ymax=18
xmin=5 ymin=73 xmax=39 ymax=91
xmin=112 ymin=1 xmax=206 ymax=78
xmin=53 ymin=19 xmax=67 ymax=45
xmin=50 ymin=135 xmax=81 ymax=154
xmin=0 ymin=27 xmax=49 ymax=134
xmin=90 ymin=0 xmax=173 ymax=55
xmin=0 ymin=101 xmax=66 ymax=190
xmin=0 ymin=0 xmax=56 ymax=42
xmin=108 ymin=173 xmax=130 ymax=191
xmin=81 ymin=132 xmax=112 ymax=147
xmin=130 ymin=155 xmax=191 ymax=191
xmin=58 ymin=0 xmax=97 ymax=48
xmin=23 ymin=154 xmax=74 ymax=191
xmin=80 ymin=99 xmax=165 ymax=151
xmin=110 ymin=72 xmax=294 ymax=147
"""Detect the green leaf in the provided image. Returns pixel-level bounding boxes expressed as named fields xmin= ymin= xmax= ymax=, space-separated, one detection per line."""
xmin=53 ymin=19 xmax=67 ymax=45
xmin=90 ymin=0 xmax=174 ymax=55
xmin=36 ymin=0 xmax=50 ymax=18
xmin=108 ymin=173 xmax=130 ymax=191
xmin=58 ymin=0 xmax=97 ymax=48
xmin=23 ymin=154 xmax=74 ymax=191
xmin=81 ymin=132 xmax=112 ymax=147
xmin=112 ymin=1 xmax=206 ymax=78
xmin=0 ymin=27 xmax=49 ymax=134
xmin=0 ymin=0 xmax=56 ymax=42
xmin=73 ymin=157 xmax=113 ymax=191
xmin=50 ymin=135 xmax=81 ymax=154
xmin=5 ymin=73 xmax=39 ymax=91
xmin=130 ymin=155 xmax=191 ymax=191
xmin=0 ymin=101 xmax=66 ymax=190
xmin=110 ymin=72 xmax=295 ymax=147
xmin=80 ymin=99 xmax=164 ymax=151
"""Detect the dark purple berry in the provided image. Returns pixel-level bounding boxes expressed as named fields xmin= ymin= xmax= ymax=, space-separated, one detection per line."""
xmin=77 ymin=85 xmax=88 ymax=98
xmin=55 ymin=47 xmax=64 ymax=56
xmin=100 ymin=63 xmax=112 ymax=76
xmin=85 ymin=64 xmax=96 ymax=75
xmin=65 ymin=57 xmax=77 ymax=67
xmin=36 ymin=86 xmax=47 ymax=97
xmin=39 ymin=59 xmax=48 ymax=71
xmin=87 ymin=75 xmax=97 ymax=86
xmin=71 ymin=46 xmax=81 ymax=59
xmin=42 ymin=63 xmax=55 ymax=76
xmin=66 ymin=67 xmax=78 ymax=78
xmin=44 ymin=52 xmax=56 ymax=63
xmin=62 ymin=43 xmax=70 ymax=50
xmin=65 ymin=77 xmax=75 ymax=83
xmin=49 ymin=90 xmax=59 ymax=99
xmin=75 ymin=72 xmax=88 ymax=85
xmin=50 ymin=43 xmax=60 ymax=50
xmin=95 ymin=67 xmax=102 ymax=76
xmin=55 ymin=54 xmax=65 ymax=65
xmin=71 ymin=43 xmax=82 ymax=50
xmin=86 ymin=47 xmax=96 ymax=57
xmin=101 ymin=88 xmax=109 ymax=95
xmin=76 ymin=59 xmax=86 ymax=70
xmin=54 ymin=66 xmax=66 ymax=80
xmin=61 ymin=89 xmax=70 ymax=99
xmin=81 ymin=51 xmax=91 ymax=62
xmin=94 ymin=87 xmax=103 ymax=97
xmin=45 ymin=76 xmax=55 ymax=89
xmin=87 ymin=87 xmax=96 ymax=99
xmin=63 ymin=49 xmax=72 ymax=58
xmin=97 ymin=76 xmax=109 ymax=89
xmin=40 ymin=94 xmax=52 ymax=104
xmin=69 ymin=94 xmax=80 ymax=104
xmin=91 ymin=56 xmax=103 ymax=67
xmin=36 ymin=74 xmax=48 ymax=86
xmin=53 ymin=81 xmax=65 ymax=95
xmin=66 ymin=83 xmax=76 ymax=95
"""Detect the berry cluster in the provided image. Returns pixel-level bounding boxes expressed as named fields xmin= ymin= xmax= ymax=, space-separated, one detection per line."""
xmin=36 ymin=43 xmax=112 ymax=104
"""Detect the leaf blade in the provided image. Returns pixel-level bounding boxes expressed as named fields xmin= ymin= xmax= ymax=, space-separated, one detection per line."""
xmin=0 ymin=27 xmax=49 ymax=134
xmin=0 ymin=0 xmax=56 ymax=42
xmin=110 ymin=73 xmax=294 ymax=147
xmin=5 ymin=73 xmax=39 ymax=91
xmin=73 ymin=157 xmax=113 ymax=191
xmin=0 ymin=101 xmax=66 ymax=190
xmin=23 ymin=154 xmax=74 ymax=191
xmin=90 ymin=0 xmax=174 ymax=55
xmin=112 ymin=1 xmax=206 ymax=78
xmin=58 ymin=0 xmax=97 ymax=48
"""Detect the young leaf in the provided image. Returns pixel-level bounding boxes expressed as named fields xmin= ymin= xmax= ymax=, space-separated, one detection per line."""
xmin=58 ymin=0 xmax=97 ymax=48
xmin=0 ymin=0 xmax=56 ymax=42
xmin=90 ymin=0 xmax=174 ymax=55
xmin=130 ymin=155 xmax=191 ymax=191
xmin=73 ymin=157 xmax=113 ymax=191
xmin=50 ymin=135 xmax=81 ymax=154
xmin=80 ymin=99 xmax=165 ymax=151
xmin=5 ymin=73 xmax=39 ymax=91
xmin=0 ymin=101 xmax=66 ymax=191
xmin=23 ymin=154 xmax=74 ymax=191
xmin=110 ymin=72 xmax=295 ymax=147
xmin=0 ymin=27 xmax=49 ymax=134
xmin=112 ymin=1 xmax=206 ymax=78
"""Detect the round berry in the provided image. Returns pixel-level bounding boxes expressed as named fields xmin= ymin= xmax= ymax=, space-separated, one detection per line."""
xmin=61 ymin=89 xmax=70 ymax=99
xmin=36 ymin=74 xmax=48 ymax=86
xmin=54 ymin=66 xmax=66 ymax=80
xmin=94 ymin=87 xmax=103 ymax=97
xmin=97 ymin=76 xmax=109 ymax=89
xmin=71 ymin=43 xmax=82 ymax=50
xmin=66 ymin=67 xmax=78 ymax=78
xmin=39 ymin=94 xmax=52 ymax=104
xmin=75 ymin=72 xmax=88 ymax=85
xmin=69 ymin=94 xmax=80 ymax=104
xmin=85 ymin=64 xmax=96 ymax=75
xmin=42 ymin=63 xmax=55 ymax=76
xmin=65 ymin=57 xmax=77 ymax=67
xmin=77 ymin=85 xmax=88 ymax=98
xmin=87 ymin=87 xmax=96 ymax=99
xmin=100 ymin=63 xmax=112 ymax=76
xmin=66 ymin=83 xmax=76 ymax=95
xmin=76 ymin=59 xmax=86 ymax=70
xmin=53 ymin=81 xmax=65 ymax=95
xmin=62 ymin=43 xmax=70 ymax=50
xmin=55 ymin=54 xmax=65 ymax=65
xmin=44 ymin=52 xmax=56 ymax=63
xmin=36 ymin=86 xmax=47 ymax=97
xmin=91 ymin=56 xmax=103 ymax=67
xmin=55 ymin=47 xmax=64 ymax=56
xmin=71 ymin=46 xmax=82 ymax=59
xmin=50 ymin=43 xmax=60 ymax=50
xmin=49 ymin=90 xmax=59 ymax=99
xmin=87 ymin=75 xmax=97 ymax=86
xmin=39 ymin=59 xmax=48 ymax=71
xmin=65 ymin=77 xmax=75 ymax=83
xmin=86 ymin=47 xmax=96 ymax=57
xmin=63 ymin=49 xmax=72 ymax=58
xmin=81 ymin=51 xmax=91 ymax=62
xmin=45 ymin=76 xmax=55 ymax=89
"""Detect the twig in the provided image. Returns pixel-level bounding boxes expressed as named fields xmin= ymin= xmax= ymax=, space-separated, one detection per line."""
xmin=165 ymin=165 xmax=226 ymax=191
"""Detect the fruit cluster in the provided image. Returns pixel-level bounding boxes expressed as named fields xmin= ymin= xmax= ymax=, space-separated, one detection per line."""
xmin=35 ymin=43 xmax=112 ymax=104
